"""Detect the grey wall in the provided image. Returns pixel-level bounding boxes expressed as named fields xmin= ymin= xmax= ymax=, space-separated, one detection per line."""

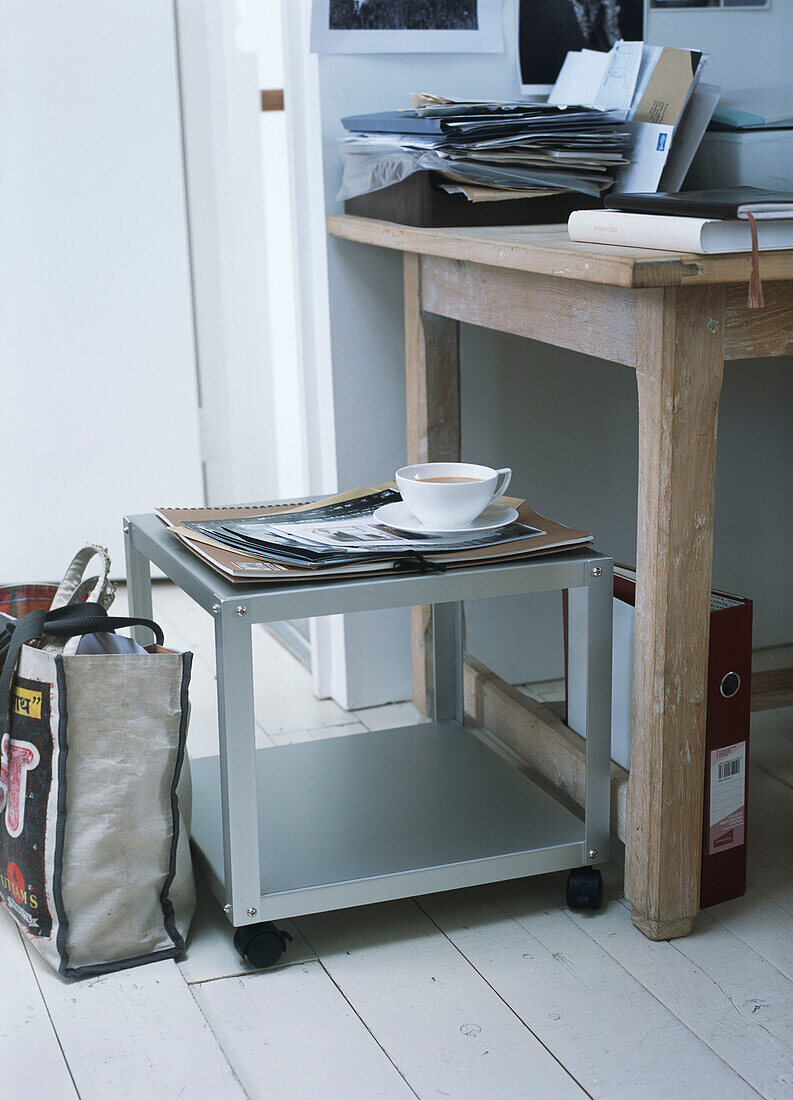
xmin=318 ymin=41 xmax=532 ymax=704
xmin=318 ymin=0 xmax=793 ymax=696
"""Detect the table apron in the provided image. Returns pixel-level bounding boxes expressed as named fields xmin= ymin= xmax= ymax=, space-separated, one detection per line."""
xmin=419 ymin=259 xmax=793 ymax=368
xmin=725 ymin=281 xmax=793 ymax=360
xmin=420 ymin=255 xmax=639 ymax=368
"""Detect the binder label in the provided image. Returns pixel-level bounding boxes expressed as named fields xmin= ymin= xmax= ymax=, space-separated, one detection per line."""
xmin=709 ymin=593 xmax=744 ymax=611
xmin=709 ymin=741 xmax=746 ymax=855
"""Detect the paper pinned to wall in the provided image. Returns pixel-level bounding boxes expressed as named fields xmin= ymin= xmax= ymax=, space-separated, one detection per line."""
xmin=310 ymin=0 xmax=504 ymax=55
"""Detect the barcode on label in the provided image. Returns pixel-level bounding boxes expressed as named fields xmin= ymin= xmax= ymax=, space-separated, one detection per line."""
xmin=718 ymin=758 xmax=741 ymax=781
xmin=709 ymin=742 xmax=746 ymax=854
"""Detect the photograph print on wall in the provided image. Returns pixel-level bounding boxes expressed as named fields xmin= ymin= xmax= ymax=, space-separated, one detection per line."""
xmin=518 ymin=0 xmax=644 ymax=91
xmin=311 ymin=0 xmax=504 ymax=53
xmin=650 ymin=1 xmax=768 ymax=9
xmin=330 ymin=1 xmax=478 ymax=29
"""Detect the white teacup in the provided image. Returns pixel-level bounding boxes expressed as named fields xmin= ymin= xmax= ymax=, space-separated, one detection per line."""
xmin=396 ymin=462 xmax=512 ymax=529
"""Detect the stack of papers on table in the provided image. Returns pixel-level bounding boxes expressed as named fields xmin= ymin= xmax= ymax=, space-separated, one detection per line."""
xmin=157 ymin=487 xmax=592 ymax=584
xmin=338 ymin=96 xmax=632 ymax=202
xmin=547 ymin=41 xmax=719 ymax=196
xmin=339 ymin=41 xmax=717 ymax=206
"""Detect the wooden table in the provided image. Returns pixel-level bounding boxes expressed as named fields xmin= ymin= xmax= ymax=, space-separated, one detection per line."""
xmin=327 ymin=215 xmax=793 ymax=940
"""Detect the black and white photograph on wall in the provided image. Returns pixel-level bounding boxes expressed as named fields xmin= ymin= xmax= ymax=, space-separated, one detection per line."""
xmin=518 ymin=0 xmax=644 ymax=92
xmin=329 ymin=1 xmax=477 ymax=29
xmin=650 ymin=1 xmax=768 ymax=8
xmin=310 ymin=0 xmax=503 ymax=52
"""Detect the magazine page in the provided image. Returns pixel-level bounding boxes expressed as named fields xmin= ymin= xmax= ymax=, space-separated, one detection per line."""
xmin=181 ymin=487 xmax=543 ymax=566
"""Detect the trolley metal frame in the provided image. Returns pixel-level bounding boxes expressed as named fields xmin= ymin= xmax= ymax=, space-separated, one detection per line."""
xmin=124 ymin=511 xmax=612 ymax=929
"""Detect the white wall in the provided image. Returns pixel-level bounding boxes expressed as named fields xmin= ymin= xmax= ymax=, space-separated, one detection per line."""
xmin=647 ymin=4 xmax=793 ymax=92
xmin=1 ymin=0 xmax=204 ymax=581
xmin=316 ymin=14 xmax=541 ymax=705
xmin=315 ymin=0 xmax=793 ymax=697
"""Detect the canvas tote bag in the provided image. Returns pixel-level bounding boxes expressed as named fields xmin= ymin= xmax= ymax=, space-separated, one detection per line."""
xmin=0 ymin=545 xmax=116 ymax=676
xmin=0 ymin=602 xmax=195 ymax=978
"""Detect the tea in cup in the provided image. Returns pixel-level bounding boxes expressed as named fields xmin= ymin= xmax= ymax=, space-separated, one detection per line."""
xmin=396 ymin=462 xmax=512 ymax=529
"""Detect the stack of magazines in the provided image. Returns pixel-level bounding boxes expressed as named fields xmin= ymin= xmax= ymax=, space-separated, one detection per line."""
xmin=338 ymin=93 xmax=632 ymax=203
xmin=157 ymin=486 xmax=592 ymax=584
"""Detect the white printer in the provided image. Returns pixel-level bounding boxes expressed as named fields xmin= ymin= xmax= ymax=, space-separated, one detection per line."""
xmin=687 ymin=84 xmax=793 ymax=191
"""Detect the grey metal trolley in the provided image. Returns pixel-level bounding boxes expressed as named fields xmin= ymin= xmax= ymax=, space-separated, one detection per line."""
xmin=124 ymin=511 xmax=612 ymax=967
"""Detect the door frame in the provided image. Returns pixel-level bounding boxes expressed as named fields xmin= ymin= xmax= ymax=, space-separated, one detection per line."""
xmin=280 ymin=0 xmax=346 ymax=702
xmin=173 ymin=0 xmax=279 ymax=507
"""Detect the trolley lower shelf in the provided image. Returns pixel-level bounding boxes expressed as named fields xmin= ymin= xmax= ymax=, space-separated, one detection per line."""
xmin=191 ymin=720 xmax=587 ymax=923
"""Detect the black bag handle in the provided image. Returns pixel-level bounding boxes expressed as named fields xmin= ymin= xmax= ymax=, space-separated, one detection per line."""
xmin=0 ymin=603 xmax=164 ymax=739
xmin=24 ymin=601 xmax=164 ymax=644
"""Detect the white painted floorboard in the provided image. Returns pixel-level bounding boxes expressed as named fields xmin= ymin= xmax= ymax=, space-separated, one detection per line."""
xmin=4 ymin=583 xmax=793 ymax=1098
xmin=193 ymin=961 xmax=415 ymax=1100
xmin=707 ymin=884 xmax=793 ymax=982
xmin=295 ymin=899 xmax=585 ymax=1099
xmin=667 ymin=907 xmax=793 ymax=1088
xmin=748 ymin=845 xmax=793 ymax=916
xmin=0 ymin=910 xmax=78 ymax=1098
xmin=24 ymin=944 xmax=245 ymax=1099
xmin=422 ymin=879 xmax=756 ymax=1099
xmin=538 ymin=876 xmax=789 ymax=1097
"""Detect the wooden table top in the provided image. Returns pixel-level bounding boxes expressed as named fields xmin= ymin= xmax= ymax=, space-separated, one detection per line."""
xmin=327 ymin=215 xmax=793 ymax=290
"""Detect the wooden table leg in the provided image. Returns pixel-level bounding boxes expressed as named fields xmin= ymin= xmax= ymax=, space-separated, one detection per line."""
xmin=404 ymin=253 xmax=461 ymax=714
xmin=626 ymin=285 xmax=727 ymax=940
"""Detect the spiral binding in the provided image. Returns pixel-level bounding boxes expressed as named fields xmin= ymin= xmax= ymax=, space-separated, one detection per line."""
xmin=160 ymin=500 xmax=312 ymax=512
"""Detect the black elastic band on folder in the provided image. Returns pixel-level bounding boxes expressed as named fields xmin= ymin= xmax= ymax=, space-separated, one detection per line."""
xmin=392 ymin=552 xmax=447 ymax=575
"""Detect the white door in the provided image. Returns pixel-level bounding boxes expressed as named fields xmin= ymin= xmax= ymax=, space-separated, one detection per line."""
xmin=0 ymin=0 xmax=204 ymax=582
xmin=174 ymin=0 xmax=281 ymax=509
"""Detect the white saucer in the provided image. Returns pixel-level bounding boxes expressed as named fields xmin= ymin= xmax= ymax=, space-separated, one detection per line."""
xmin=373 ymin=501 xmax=519 ymax=537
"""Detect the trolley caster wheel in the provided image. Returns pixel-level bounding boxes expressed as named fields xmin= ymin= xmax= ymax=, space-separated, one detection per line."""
xmin=566 ymin=867 xmax=603 ymax=911
xmin=234 ymin=923 xmax=293 ymax=969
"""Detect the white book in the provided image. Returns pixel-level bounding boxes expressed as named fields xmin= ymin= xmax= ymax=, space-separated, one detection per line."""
xmin=567 ymin=209 xmax=793 ymax=253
